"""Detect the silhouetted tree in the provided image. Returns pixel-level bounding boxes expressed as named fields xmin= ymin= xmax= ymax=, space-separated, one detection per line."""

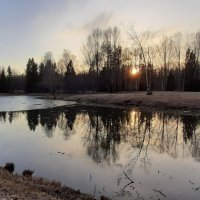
xmin=64 ymin=60 xmax=76 ymax=92
xmin=1 ymin=27 xmax=200 ymax=93
xmin=39 ymin=52 xmax=58 ymax=92
xmin=128 ymin=27 xmax=155 ymax=95
xmin=7 ymin=66 xmax=13 ymax=92
xmin=101 ymin=27 xmax=123 ymax=92
xmin=25 ymin=58 xmax=39 ymax=92
xmin=0 ymin=68 xmax=8 ymax=92
xmin=166 ymin=70 xmax=176 ymax=91
xmin=184 ymin=48 xmax=200 ymax=91
xmin=158 ymin=36 xmax=175 ymax=91
xmin=83 ymin=28 xmax=103 ymax=91
xmin=0 ymin=68 xmax=7 ymax=92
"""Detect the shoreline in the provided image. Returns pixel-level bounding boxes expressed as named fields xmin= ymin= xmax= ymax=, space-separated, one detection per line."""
xmin=1 ymin=91 xmax=200 ymax=114
xmin=0 ymin=167 xmax=95 ymax=200
xmin=37 ymin=91 xmax=200 ymax=115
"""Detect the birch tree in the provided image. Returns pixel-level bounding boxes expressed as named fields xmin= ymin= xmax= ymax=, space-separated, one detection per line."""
xmin=128 ymin=26 xmax=155 ymax=94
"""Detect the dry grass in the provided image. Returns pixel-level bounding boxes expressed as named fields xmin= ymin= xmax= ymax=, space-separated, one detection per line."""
xmin=1 ymin=91 xmax=200 ymax=111
xmin=0 ymin=167 xmax=94 ymax=200
xmin=56 ymin=92 xmax=200 ymax=111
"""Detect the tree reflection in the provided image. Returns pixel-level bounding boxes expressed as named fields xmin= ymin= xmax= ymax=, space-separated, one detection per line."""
xmin=8 ymin=112 xmax=14 ymax=123
xmin=83 ymin=107 xmax=131 ymax=164
xmin=64 ymin=107 xmax=77 ymax=130
xmin=0 ymin=112 xmax=6 ymax=122
xmin=1 ymin=106 xmax=200 ymax=200
xmin=1 ymin=106 xmax=200 ymax=165
xmin=181 ymin=115 xmax=198 ymax=143
xmin=26 ymin=110 xmax=40 ymax=131
xmin=39 ymin=109 xmax=60 ymax=138
xmin=0 ymin=111 xmax=21 ymax=123
xmin=124 ymin=111 xmax=153 ymax=174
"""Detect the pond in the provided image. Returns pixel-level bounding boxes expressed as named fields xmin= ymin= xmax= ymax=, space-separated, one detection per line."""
xmin=0 ymin=96 xmax=200 ymax=200
xmin=0 ymin=95 xmax=75 ymax=111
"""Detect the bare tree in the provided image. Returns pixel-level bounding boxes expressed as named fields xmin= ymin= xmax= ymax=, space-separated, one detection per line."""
xmin=121 ymin=47 xmax=133 ymax=90
xmin=128 ymin=25 xmax=155 ymax=94
xmin=172 ymin=32 xmax=183 ymax=91
xmin=102 ymin=27 xmax=122 ymax=92
xmin=194 ymin=31 xmax=200 ymax=61
xmin=42 ymin=52 xmax=57 ymax=92
xmin=57 ymin=50 xmax=76 ymax=91
xmin=157 ymin=36 xmax=175 ymax=91
xmin=82 ymin=28 xmax=103 ymax=91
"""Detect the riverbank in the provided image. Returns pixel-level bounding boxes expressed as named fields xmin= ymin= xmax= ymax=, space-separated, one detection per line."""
xmin=0 ymin=91 xmax=200 ymax=112
xmin=1 ymin=91 xmax=200 ymax=113
xmin=43 ymin=92 xmax=200 ymax=113
xmin=0 ymin=167 xmax=94 ymax=200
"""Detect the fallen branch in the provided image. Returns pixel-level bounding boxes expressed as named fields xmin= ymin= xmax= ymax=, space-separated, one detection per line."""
xmin=122 ymin=182 xmax=134 ymax=190
xmin=123 ymin=171 xmax=134 ymax=184
xmin=153 ymin=189 xmax=167 ymax=197
xmin=122 ymin=171 xmax=134 ymax=190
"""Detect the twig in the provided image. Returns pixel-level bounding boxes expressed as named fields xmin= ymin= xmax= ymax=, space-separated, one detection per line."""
xmin=123 ymin=171 xmax=134 ymax=183
xmin=122 ymin=171 xmax=134 ymax=190
xmin=122 ymin=182 xmax=133 ymax=190
xmin=153 ymin=189 xmax=167 ymax=197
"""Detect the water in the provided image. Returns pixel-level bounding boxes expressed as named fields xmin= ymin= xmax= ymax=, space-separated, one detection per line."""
xmin=0 ymin=95 xmax=75 ymax=111
xmin=0 ymin=96 xmax=200 ymax=200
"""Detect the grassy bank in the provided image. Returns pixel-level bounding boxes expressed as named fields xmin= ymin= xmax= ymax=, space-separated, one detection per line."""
xmin=2 ymin=91 xmax=200 ymax=112
xmin=45 ymin=92 xmax=200 ymax=113
xmin=1 ymin=91 xmax=200 ymax=113
xmin=0 ymin=167 xmax=94 ymax=200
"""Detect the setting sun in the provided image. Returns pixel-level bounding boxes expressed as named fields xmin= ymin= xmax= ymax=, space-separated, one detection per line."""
xmin=131 ymin=68 xmax=139 ymax=75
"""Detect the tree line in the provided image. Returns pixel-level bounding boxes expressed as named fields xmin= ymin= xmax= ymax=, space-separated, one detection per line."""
xmin=0 ymin=26 xmax=200 ymax=93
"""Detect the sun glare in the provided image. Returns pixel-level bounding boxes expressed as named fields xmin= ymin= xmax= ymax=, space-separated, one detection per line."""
xmin=131 ymin=68 xmax=139 ymax=76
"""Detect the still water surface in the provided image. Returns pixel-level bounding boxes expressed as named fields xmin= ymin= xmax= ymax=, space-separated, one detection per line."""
xmin=0 ymin=96 xmax=200 ymax=200
xmin=0 ymin=95 xmax=75 ymax=111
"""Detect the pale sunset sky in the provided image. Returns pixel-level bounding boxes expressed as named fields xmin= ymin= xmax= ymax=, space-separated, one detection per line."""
xmin=0 ymin=0 xmax=199 ymax=73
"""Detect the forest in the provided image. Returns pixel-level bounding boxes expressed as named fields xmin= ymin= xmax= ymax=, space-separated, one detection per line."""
xmin=0 ymin=26 xmax=200 ymax=93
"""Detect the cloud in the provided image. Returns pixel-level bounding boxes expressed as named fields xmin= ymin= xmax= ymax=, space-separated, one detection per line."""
xmin=81 ymin=11 xmax=113 ymax=32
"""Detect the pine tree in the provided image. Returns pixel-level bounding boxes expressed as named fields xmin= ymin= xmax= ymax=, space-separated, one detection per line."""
xmin=7 ymin=66 xmax=13 ymax=92
xmin=64 ymin=60 xmax=76 ymax=92
xmin=0 ymin=68 xmax=7 ymax=92
xmin=184 ymin=49 xmax=200 ymax=91
xmin=26 ymin=58 xmax=39 ymax=92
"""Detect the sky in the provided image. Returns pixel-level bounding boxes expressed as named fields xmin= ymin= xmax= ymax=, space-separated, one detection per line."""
xmin=0 ymin=0 xmax=200 ymax=73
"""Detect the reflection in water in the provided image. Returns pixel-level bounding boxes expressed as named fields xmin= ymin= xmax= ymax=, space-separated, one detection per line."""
xmin=0 ymin=106 xmax=200 ymax=199
xmin=0 ymin=111 xmax=20 ymax=124
xmin=1 ymin=107 xmax=200 ymax=163
xmin=26 ymin=110 xmax=40 ymax=131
